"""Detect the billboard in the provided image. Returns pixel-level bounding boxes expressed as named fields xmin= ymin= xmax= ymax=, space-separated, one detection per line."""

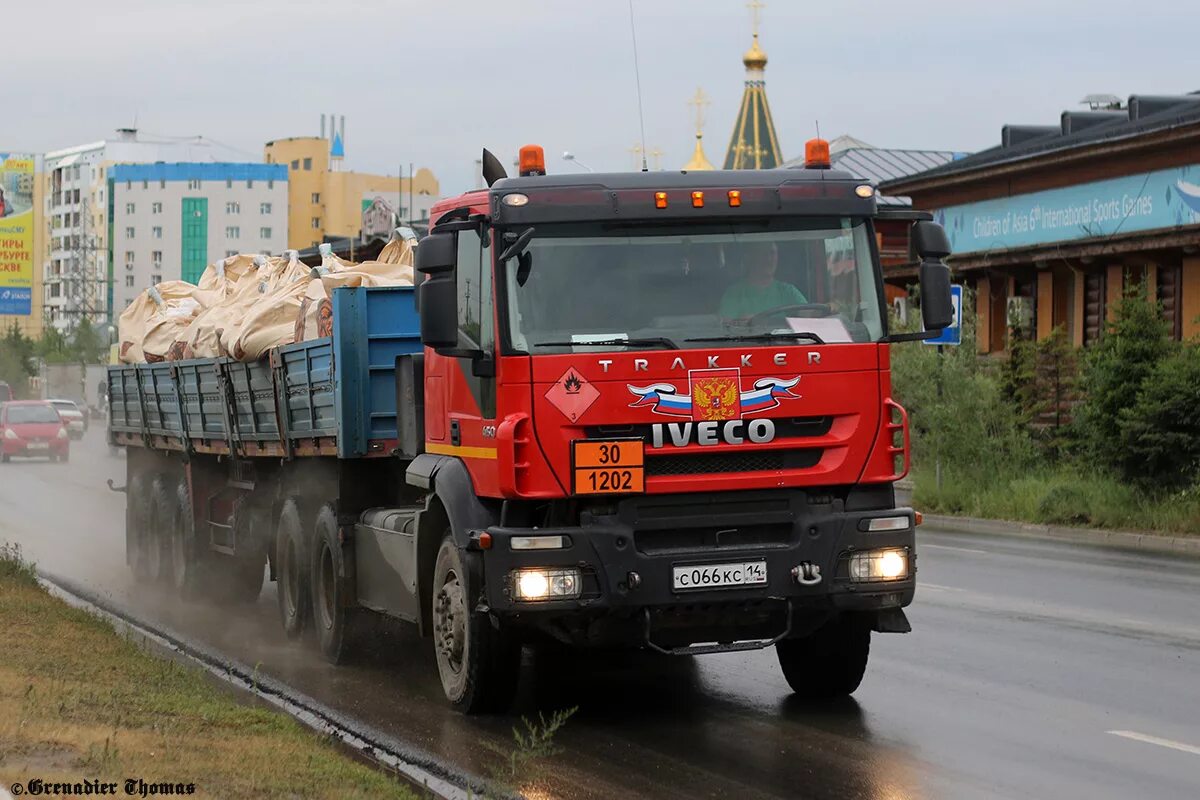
xmin=934 ymin=164 xmax=1200 ymax=255
xmin=0 ymin=153 xmax=35 ymax=315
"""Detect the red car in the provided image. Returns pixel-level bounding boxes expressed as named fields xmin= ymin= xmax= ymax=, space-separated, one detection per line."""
xmin=0 ymin=401 xmax=70 ymax=463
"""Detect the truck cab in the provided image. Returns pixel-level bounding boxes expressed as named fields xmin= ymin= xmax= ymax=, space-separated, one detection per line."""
xmin=409 ymin=144 xmax=953 ymax=710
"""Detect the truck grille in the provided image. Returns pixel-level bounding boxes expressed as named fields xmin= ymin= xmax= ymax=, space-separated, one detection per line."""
xmin=645 ymin=448 xmax=821 ymax=476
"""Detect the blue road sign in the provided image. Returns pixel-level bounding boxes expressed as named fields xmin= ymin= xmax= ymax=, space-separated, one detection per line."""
xmin=924 ymin=284 xmax=962 ymax=346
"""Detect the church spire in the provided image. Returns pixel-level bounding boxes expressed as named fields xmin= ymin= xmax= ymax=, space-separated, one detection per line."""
xmin=724 ymin=0 xmax=783 ymax=170
xmin=682 ymin=87 xmax=716 ymax=171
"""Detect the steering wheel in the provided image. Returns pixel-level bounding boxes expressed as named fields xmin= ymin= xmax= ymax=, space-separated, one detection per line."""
xmin=745 ymin=303 xmax=832 ymax=324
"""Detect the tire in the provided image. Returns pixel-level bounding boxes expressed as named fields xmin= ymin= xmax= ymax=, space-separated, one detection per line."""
xmin=311 ymin=504 xmax=370 ymax=663
xmin=776 ymin=615 xmax=871 ymax=700
xmin=275 ymin=498 xmax=311 ymax=638
xmin=145 ymin=476 xmax=170 ymax=585
xmin=0 ymin=454 xmax=9 ymax=463
xmin=431 ymin=535 xmax=520 ymax=714
xmin=128 ymin=473 xmax=153 ymax=581
xmin=60 ymin=450 xmax=70 ymax=463
xmin=220 ymin=554 xmax=265 ymax=605
xmin=163 ymin=480 xmax=203 ymax=599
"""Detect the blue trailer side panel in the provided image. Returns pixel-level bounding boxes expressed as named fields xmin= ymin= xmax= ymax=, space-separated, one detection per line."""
xmin=332 ymin=285 xmax=421 ymax=458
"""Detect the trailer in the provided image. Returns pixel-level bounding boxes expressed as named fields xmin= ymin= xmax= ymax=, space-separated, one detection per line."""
xmin=111 ymin=142 xmax=954 ymax=713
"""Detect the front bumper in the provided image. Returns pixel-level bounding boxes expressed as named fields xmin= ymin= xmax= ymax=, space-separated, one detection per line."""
xmin=2 ymin=440 xmax=68 ymax=458
xmin=479 ymin=489 xmax=915 ymax=644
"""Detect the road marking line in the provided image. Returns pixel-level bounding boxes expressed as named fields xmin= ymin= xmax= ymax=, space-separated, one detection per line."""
xmin=1107 ymin=730 xmax=1200 ymax=756
xmin=919 ymin=582 xmax=963 ymax=593
xmin=921 ymin=543 xmax=991 ymax=555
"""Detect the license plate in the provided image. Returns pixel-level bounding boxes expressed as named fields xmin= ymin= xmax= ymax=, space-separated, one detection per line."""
xmin=672 ymin=561 xmax=767 ymax=591
xmin=26 ymin=442 xmax=48 ymax=450
xmin=572 ymin=439 xmax=645 ymax=496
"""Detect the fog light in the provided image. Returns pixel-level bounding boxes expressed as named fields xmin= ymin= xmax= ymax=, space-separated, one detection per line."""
xmin=510 ymin=567 xmax=582 ymax=601
xmin=848 ymin=548 xmax=909 ymax=582
xmin=864 ymin=515 xmax=910 ymax=532
xmin=510 ymin=535 xmax=567 ymax=551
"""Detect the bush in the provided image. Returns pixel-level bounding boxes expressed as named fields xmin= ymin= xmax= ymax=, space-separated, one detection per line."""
xmin=1116 ymin=346 xmax=1200 ymax=491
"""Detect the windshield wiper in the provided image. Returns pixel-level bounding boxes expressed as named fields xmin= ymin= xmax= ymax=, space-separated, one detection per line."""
xmin=534 ymin=337 xmax=679 ymax=350
xmin=685 ymin=331 xmax=826 ymax=345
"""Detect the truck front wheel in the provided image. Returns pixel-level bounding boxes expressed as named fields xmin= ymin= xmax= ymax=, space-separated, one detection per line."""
xmin=776 ymin=615 xmax=871 ymax=700
xmin=275 ymin=499 xmax=311 ymax=638
xmin=431 ymin=536 xmax=519 ymax=714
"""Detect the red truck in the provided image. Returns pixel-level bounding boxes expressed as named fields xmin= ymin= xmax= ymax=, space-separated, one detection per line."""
xmin=110 ymin=141 xmax=953 ymax=713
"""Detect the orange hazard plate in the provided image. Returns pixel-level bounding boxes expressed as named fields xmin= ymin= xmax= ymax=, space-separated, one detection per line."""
xmin=572 ymin=439 xmax=645 ymax=495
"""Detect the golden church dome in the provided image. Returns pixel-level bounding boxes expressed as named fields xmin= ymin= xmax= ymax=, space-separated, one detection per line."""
xmin=743 ymin=35 xmax=767 ymax=71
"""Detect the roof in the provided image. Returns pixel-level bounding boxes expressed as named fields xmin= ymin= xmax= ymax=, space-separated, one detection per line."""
xmin=783 ymin=144 xmax=965 ymax=205
xmin=109 ymin=162 xmax=287 ymax=182
xmin=881 ymin=93 xmax=1200 ymax=192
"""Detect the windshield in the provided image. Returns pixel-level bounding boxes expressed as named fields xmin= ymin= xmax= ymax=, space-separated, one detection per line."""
xmin=51 ymin=401 xmax=78 ymax=412
xmin=502 ymin=218 xmax=884 ymax=353
xmin=6 ymin=405 xmax=61 ymax=424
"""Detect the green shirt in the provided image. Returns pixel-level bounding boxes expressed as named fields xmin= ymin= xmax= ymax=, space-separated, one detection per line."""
xmin=719 ymin=280 xmax=808 ymax=319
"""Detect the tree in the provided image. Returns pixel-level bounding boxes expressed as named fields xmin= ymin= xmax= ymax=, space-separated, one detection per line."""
xmin=70 ymin=316 xmax=106 ymax=364
xmin=36 ymin=325 xmax=72 ymax=364
xmin=1071 ymin=280 xmax=1175 ymax=470
xmin=1116 ymin=344 xmax=1200 ymax=491
xmin=0 ymin=323 xmax=36 ymax=397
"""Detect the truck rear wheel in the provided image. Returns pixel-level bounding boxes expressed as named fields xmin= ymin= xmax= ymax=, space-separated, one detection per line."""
xmin=776 ymin=616 xmax=871 ymax=700
xmin=275 ymin=499 xmax=311 ymax=638
xmin=312 ymin=504 xmax=369 ymax=663
xmin=431 ymin=536 xmax=519 ymax=714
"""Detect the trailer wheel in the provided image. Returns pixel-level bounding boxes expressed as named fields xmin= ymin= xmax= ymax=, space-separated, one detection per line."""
xmin=431 ymin=535 xmax=520 ymax=714
xmin=312 ymin=504 xmax=369 ymax=663
xmin=275 ymin=498 xmax=311 ymax=638
xmin=776 ymin=615 xmax=871 ymax=700
xmin=144 ymin=476 xmax=170 ymax=585
xmin=161 ymin=480 xmax=202 ymax=599
xmin=128 ymin=473 xmax=153 ymax=581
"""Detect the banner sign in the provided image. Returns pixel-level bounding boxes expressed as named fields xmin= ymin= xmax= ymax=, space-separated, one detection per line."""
xmin=934 ymin=164 xmax=1200 ymax=255
xmin=0 ymin=153 xmax=35 ymax=315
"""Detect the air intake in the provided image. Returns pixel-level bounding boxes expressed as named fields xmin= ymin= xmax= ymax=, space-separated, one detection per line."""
xmin=1060 ymin=111 xmax=1125 ymax=135
xmin=1127 ymin=95 xmax=1200 ymax=121
xmin=1001 ymin=125 xmax=1059 ymax=148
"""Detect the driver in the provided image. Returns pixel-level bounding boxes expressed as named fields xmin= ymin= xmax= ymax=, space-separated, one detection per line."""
xmin=718 ymin=241 xmax=807 ymax=321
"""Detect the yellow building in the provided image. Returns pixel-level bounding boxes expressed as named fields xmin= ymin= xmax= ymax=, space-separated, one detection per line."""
xmin=263 ymin=137 xmax=439 ymax=251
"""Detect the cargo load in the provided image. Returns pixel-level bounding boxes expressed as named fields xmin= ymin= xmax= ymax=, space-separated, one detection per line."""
xmin=118 ymin=281 xmax=215 ymax=363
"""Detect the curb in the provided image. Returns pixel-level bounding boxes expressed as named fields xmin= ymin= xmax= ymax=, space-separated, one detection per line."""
xmin=918 ymin=513 xmax=1200 ymax=558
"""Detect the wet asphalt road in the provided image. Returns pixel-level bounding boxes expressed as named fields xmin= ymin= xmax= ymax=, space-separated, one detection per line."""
xmin=2 ymin=434 xmax=1199 ymax=799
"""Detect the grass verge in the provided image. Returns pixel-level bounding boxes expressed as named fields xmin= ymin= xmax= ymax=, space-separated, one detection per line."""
xmin=0 ymin=543 xmax=416 ymax=799
xmin=912 ymin=468 xmax=1200 ymax=535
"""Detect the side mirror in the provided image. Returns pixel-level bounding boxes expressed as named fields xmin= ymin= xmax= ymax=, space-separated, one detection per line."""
xmin=912 ymin=220 xmax=951 ymax=260
xmin=913 ymin=222 xmax=954 ymax=330
xmin=416 ymin=232 xmax=458 ymax=349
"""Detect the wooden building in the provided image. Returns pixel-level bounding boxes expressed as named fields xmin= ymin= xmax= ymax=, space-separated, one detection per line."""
xmin=881 ymin=94 xmax=1200 ymax=352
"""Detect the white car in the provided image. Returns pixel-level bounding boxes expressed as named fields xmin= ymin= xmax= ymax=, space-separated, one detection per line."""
xmin=49 ymin=399 xmax=86 ymax=439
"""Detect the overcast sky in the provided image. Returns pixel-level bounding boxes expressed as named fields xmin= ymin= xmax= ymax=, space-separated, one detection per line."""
xmin=7 ymin=0 xmax=1199 ymax=194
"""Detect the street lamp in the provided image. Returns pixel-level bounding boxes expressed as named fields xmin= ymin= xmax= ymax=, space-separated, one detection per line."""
xmin=562 ymin=151 xmax=595 ymax=173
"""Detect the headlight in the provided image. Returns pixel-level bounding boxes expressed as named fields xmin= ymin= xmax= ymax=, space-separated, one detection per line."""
xmin=848 ymin=548 xmax=909 ymax=582
xmin=3 ymin=428 xmax=17 ymax=440
xmin=510 ymin=567 xmax=582 ymax=601
xmin=57 ymin=428 xmax=69 ymax=439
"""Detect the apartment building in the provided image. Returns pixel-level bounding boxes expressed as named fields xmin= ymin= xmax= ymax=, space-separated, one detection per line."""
xmin=108 ymin=163 xmax=288 ymax=311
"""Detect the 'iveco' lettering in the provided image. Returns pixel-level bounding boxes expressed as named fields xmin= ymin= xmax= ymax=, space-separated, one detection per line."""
xmin=651 ymin=419 xmax=776 ymax=448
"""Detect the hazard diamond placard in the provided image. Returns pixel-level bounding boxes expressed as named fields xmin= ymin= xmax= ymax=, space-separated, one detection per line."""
xmin=545 ymin=368 xmax=600 ymax=422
